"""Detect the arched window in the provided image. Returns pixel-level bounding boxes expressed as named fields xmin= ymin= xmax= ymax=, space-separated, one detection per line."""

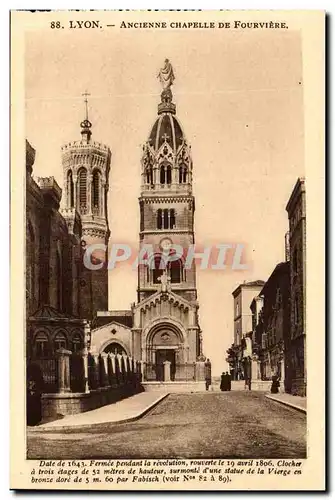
xmin=166 ymin=165 xmax=172 ymax=185
xmin=67 ymin=170 xmax=74 ymax=208
xmin=104 ymin=342 xmax=127 ymax=355
xmin=157 ymin=208 xmax=176 ymax=230
xmin=71 ymin=333 xmax=83 ymax=353
xmin=146 ymin=167 xmax=153 ymax=185
xmin=160 ymin=165 xmax=165 ymax=184
xmin=92 ymin=170 xmax=100 ymax=214
xmin=54 ymin=331 xmax=67 ymax=351
xmin=78 ymin=168 xmax=87 ymax=212
xmin=179 ymin=165 xmax=188 ymax=183
xmin=157 ymin=209 xmax=162 ymax=229
xmin=169 ymin=259 xmax=183 ymax=283
xmin=170 ymin=209 xmax=176 ymax=229
xmin=163 ymin=209 xmax=169 ymax=229
xmin=34 ymin=331 xmax=51 ymax=358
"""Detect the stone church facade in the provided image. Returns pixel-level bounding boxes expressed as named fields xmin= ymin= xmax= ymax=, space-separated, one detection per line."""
xmin=90 ymin=66 xmax=206 ymax=386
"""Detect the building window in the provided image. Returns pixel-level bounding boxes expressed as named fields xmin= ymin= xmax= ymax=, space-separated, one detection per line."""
xmin=78 ymin=168 xmax=87 ymax=212
xmin=153 ymin=255 xmax=164 ymax=284
xmin=166 ymin=165 xmax=172 ymax=184
xmin=54 ymin=331 xmax=67 ymax=351
xmin=160 ymin=165 xmax=165 ymax=184
xmin=71 ymin=334 xmax=83 ymax=353
xmin=235 ymin=302 xmax=240 ymax=317
xmin=160 ymin=164 xmax=172 ymax=185
xmin=179 ymin=164 xmax=188 ymax=183
xmin=92 ymin=170 xmax=101 ymax=213
xmin=170 ymin=209 xmax=176 ymax=229
xmin=163 ymin=209 xmax=169 ymax=229
xmin=170 ymin=259 xmax=182 ymax=283
xmin=157 ymin=209 xmax=176 ymax=230
xmin=34 ymin=331 xmax=51 ymax=358
xmin=157 ymin=209 xmax=162 ymax=229
xmin=67 ymin=170 xmax=74 ymax=208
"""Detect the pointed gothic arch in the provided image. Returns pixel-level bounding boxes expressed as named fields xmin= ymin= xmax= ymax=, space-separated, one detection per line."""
xmin=160 ymin=162 xmax=172 ymax=185
xmin=77 ymin=167 xmax=87 ymax=212
xmin=67 ymin=170 xmax=74 ymax=208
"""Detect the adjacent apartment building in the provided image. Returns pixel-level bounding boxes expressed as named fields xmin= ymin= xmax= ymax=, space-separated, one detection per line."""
xmin=286 ymin=178 xmax=306 ymax=396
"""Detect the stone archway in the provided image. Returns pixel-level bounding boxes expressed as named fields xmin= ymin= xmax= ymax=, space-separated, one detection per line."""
xmin=103 ymin=341 xmax=128 ymax=356
xmin=146 ymin=322 xmax=185 ymax=381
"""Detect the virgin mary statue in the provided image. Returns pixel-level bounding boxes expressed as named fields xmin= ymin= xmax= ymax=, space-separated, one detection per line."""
xmin=157 ymin=59 xmax=175 ymax=89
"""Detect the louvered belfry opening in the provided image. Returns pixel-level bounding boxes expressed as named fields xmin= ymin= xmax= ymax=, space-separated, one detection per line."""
xmin=92 ymin=170 xmax=100 ymax=213
xmin=78 ymin=168 xmax=87 ymax=213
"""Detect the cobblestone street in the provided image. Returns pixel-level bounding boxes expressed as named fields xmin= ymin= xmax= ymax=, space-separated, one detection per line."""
xmin=27 ymin=392 xmax=306 ymax=459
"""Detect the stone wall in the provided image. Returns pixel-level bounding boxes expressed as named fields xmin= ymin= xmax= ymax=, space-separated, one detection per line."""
xmin=42 ymin=385 xmax=143 ymax=418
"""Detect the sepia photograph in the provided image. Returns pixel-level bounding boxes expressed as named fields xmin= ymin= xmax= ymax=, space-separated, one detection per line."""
xmin=11 ymin=9 xmax=325 ymax=490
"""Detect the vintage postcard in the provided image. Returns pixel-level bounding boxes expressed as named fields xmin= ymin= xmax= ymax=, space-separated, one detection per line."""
xmin=11 ymin=10 xmax=325 ymax=490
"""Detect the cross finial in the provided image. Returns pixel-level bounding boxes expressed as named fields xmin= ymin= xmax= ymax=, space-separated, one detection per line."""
xmin=162 ymin=133 xmax=170 ymax=142
xmin=82 ymin=90 xmax=90 ymax=121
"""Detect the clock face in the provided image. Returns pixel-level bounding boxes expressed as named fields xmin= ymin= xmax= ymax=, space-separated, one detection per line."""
xmin=160 ymin=238 xmax=172 ymax=251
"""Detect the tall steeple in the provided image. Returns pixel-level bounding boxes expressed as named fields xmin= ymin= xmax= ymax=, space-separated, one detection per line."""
xmin=138 ymin=61 xmax=197 ymax=306
xmin=61 ymin=94 xmax=112 ymax=319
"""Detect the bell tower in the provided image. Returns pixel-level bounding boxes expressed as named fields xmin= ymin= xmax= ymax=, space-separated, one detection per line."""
xmin=61 ymin=93 xmax=111 ymax=319
xmin=138 ymin=61 xmax=197 ymax=306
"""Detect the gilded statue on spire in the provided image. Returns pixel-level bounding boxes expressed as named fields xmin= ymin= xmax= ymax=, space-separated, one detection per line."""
xmin=158 ymin=59 xmax=175 ymax=90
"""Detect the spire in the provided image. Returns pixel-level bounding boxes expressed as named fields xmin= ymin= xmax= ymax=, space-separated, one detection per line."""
xmin=80 ymin=91 xmax=92 ymax=143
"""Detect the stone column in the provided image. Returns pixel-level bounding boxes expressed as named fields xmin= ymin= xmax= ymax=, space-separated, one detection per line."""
xmin=163 ymin=360 xmax=171 ymax=382
xmin=81 ymin=347 xmax=89 ymax=394
xmin=56 ymin=348 xmax=72 ymax=394
xmin=73 ymin=174 xmax=78 ymax=209
xmin=87 ymin=174 xmax=92 ymax=215
xmin=140 ymin=360 xmax=145 ymax=382
xmin=109 ymin=354 xmax=117 ymax=386
xmin=101 ymin=181 xmax=105 ymax=217
xmin=280 ymin=357 xmax=285 ymax=392
xmin=101 ymin=352 xmax=109 ymax=386
xmin=153 ymin=167 xmax=159 ymax=185
xmin=93 ymin=354 xmax=100 ymax=388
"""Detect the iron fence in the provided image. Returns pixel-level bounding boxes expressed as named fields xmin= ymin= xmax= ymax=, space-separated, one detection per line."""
xmin=28 ymin=358 xmax=58 ymax=393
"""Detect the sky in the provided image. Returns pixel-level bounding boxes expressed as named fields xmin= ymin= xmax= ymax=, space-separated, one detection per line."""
xmin=25 ymin=26 xmax=304 ymax=375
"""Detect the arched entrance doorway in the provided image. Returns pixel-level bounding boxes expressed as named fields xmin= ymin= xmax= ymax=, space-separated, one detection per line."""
xmin=146 ymin=323 xmax=184 ymax=381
